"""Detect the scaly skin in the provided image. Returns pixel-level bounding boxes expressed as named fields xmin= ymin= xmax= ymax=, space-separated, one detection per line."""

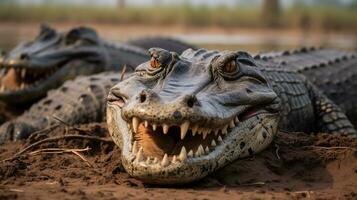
xmin=0 ymin=48 xmax=355 ymax=184
xmin=257 ymin=47 xmax=357 ymax=127
xmin=0 ymin=72 xmax=121 ymax=141
xmin=0 ymin=25 xmax=195 ymax=105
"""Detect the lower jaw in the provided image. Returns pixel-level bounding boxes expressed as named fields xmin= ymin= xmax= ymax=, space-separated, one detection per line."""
xmin=0 ymin=83 xmax=47 ymax=104
xmin=121 ymin=156 xmax=214 ymax=184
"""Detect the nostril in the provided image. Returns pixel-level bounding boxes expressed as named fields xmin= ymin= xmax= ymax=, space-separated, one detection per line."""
xmin=186 ymin=95 xmax=197 ymax=108
xmin=140 ymin=92 xmax=147 ymax=103
xmin=20 ymin=53 xmax=29 ymax=60
xmin=246 ymin=88 xmax=253 ymax=94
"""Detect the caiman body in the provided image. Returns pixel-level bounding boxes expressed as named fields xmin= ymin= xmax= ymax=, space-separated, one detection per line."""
xmin=0 ymin=47 xmax=356 ymax=184
xmin=258 ymin=47 xmax=357 ymax=127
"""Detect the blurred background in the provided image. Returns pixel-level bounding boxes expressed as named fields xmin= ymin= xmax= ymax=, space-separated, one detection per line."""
xmin=0 ymin=0 xmax=356 ymax=53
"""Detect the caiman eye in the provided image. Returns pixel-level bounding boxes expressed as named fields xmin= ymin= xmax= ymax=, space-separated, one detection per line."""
xmin=150 ymin=57 xmax=161 ymax=68
xmin=223 ymin=60 xmax=237 ymax=73
xmin=213 ymin=52 xmax=240 ymax=80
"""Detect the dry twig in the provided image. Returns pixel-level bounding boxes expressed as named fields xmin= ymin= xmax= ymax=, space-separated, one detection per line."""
xmin=71 ymin=150 xmax=93 ymax=167
xmin=1 ymin=135 xmax=113 ymax=163
xmin=28 ymin=147 xmax=91 ymax=155
xmin=120 ymin=64 xmax=127 ymax=81
xmin=27 ymin=147 xmax=93 ymax=167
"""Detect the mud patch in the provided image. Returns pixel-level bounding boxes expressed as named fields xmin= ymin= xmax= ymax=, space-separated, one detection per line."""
xmin=0 ymin=123 xmax=356 ymax=199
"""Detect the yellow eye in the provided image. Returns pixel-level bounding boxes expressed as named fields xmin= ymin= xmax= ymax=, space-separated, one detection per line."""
xmin=150 ymin=57 xmax=161 ymax=68
xmin=223 ymin=60 xmax=236 ymax=73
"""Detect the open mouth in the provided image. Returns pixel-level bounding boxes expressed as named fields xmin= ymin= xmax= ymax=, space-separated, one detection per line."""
xmin=127 ymin=117 xmax=235 ymax=166
xmin=114 ymin=104 xmax=272 ymax=168
xmin=0 ymin=66 xmax=60 ymax=93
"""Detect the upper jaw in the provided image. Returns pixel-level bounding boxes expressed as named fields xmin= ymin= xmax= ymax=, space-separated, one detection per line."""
xmin=107 ymin=101 xmax=279 ymax=184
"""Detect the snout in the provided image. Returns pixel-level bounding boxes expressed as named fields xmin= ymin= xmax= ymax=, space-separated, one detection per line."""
xmin=110 ymin=88 xmax=200 ymax=126
xmin=0 ymin=52 xmax=32 ymax=68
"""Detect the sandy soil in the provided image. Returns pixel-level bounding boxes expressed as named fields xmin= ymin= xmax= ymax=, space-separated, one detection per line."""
xmin=0 ymin=123 xmax=356 ymax=200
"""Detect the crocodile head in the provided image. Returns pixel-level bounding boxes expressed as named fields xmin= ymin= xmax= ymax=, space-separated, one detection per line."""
xmin=0 ymin=25 xmax=108 ymax=104
xmin=107 ymin=48 xmax=281 ymax=184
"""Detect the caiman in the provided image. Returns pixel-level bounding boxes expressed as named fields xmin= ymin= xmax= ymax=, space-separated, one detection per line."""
xmin=0 ymin=25 xmax=195 ymax=105
xmin=0 ymin=47 xmax=356 ymax=184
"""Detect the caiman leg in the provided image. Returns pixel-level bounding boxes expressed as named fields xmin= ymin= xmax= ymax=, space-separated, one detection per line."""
xmin=308 ymin=83 xmax=357 ymax=135
xmin=0 ymin=72 xmax=121 ymax=143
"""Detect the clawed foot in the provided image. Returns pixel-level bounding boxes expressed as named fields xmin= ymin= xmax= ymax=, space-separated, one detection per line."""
xmin=0 ymin=121 xmax=34 ymax=144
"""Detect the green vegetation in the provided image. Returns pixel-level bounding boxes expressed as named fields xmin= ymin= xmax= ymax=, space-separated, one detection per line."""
xmin=0 ymin=4 xmax=356 ymax=32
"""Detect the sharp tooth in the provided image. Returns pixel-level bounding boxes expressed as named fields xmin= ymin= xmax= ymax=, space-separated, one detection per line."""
xmin=202 ymin=129 xmax=208 ymax=139
xmin=179 ymin=146 xmax=187 ymax=161
xmin=195 ymin=145 xmax=204 ymax=156
xmin=146 ymin=157 xmax=151 ymax=164
xmin=153 ymin=157 xmax=158 ymax=164
xmin=180 ymin=121 xmax=190 ymax=140
xmin=214 ymin=129 xmax=219 ymax=136
xmin=235 ymin=116 xmax=240 ymax=123
xmin=132 ymin=141 xmax=137 ymax=154
xmin=144 ymin=120 xmax=148 ymax=128
xmin=21 ymin=69 xmax=26 ymax=78
xmin=218 ymin=136 xmax=223 ymax=142
xmin=172 ymin=155 xmax=177 ymax=163
xmin=222 ymin=125 xmax=228 ymax=134
xmin=0 ymin=85 xmax=4 ymax=92
xmin=127 ymin=124 xmax=131 ymax=129
xmin=20 ymin=83 xmax=25 ymax=89
xmin=199 ymin=145 xmax=204 ymax=154
xmin=188 ymin=150 xmax=193 ymax=157
xmin=192 ymin=125 xmax=198 ymax=136
xmin=195 ymin=149 xmax=201 ymax=156
xmin=211 ymin=139 xmax=216 ymax=147
xmin=152 ymin=124 xmax=157 ymax=131
xmin=132 ymin=117 xmax=140 ymax=133
xmin=205 ymin=146 xmax=210 ymax=153
xmin=135 ymin=147 xmax=143 ymax=162
xmin=161 ymin=153 xmax=169 ymax=167
xmin=229 ymin=120 xmax=235 ymax=128
xmin=197 ymin=128 xmax=203 ymax=135
xmin=163 ymin=124 xmax=169 ymax=134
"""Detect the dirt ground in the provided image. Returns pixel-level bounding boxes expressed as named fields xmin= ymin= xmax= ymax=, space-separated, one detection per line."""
xmin=0 ymin=123 xmax=356 ymax=200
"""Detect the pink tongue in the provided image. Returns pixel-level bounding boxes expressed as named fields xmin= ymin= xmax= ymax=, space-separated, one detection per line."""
xmin=1 ymin=68 xmax=20 ymax=89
